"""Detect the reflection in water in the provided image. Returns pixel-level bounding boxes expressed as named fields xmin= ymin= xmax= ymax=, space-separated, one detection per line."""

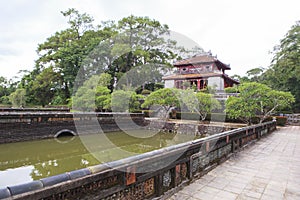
xmin=0 ymin=130 xmax=199 ymax=187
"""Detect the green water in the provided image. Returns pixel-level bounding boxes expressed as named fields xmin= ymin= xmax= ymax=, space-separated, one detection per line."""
xmin=0 ymin=130 xmax=198 ymax=187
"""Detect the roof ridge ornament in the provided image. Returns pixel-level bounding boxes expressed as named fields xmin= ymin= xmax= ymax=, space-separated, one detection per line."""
xmin=193 ymin=50 xmax=213 ymax=57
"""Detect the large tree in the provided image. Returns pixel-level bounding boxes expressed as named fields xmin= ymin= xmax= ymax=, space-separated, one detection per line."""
xmin=226 ymin=82 xmax=295 ymax=124
xmin=36 ymin=10 xmax=184 ymax=105
xmin=9 ymin=89 xmax=26 ymax=107
xmin=93 ymin=15 xmax=184 ymax=91
xmin=262 ymin=21 xmax=300 ymax=112
xmin=36 ymin=8 xmax=112 ymax=101
xmin=31 ymin=67 xmax=61 ymax=107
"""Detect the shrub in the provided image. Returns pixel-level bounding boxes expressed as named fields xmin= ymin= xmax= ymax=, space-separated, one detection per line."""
xmin=276 ymin=116 xmax=288 ymax=126
xmin=141 ymin=89 xmax=151 ymax=95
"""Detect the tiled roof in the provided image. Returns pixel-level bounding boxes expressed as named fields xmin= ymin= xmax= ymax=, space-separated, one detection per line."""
xmin=162 ymin=73 xmax=221 ymax=80
xmin=162 ymin=72 xmax=240 ymax=84
xmin=223 ymin=74 xmax=240 ymax=84
xmin=174 ymin=54 xmax=230 ymax=70
xmin=174 ymin=55 xmax=216 ymax=65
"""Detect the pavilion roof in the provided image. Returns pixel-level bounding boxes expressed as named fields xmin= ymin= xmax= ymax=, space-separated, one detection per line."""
xmin=162 ymin=72 xmax=240 ymax=84
xmin=174 ymin=54 xmax=231 ymax=70
xmin=162 ymin=72 xmax=221 ymax=80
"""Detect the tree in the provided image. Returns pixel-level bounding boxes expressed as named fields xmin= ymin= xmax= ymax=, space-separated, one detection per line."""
xmin=31 ymin=67 xmax=61 ymax=107
xmin=226 ymin=82 xmax=295 ymax=124
xmin=95 ymin=86 xmax=111 ymax=111
xmin=142 ymin=88 xmax=180 ymax=118
xmin=0 ymin=76 xmax=8 ymax=97
xmin=9 ymin=89 xmax=26 ymax=107
xmin=18 ymin=68 xmax=41 ymax=105
xmin=36 ymin=10 xmax=184 ymax=102
xmin=36 ymin=8 xmax=112 ymax=101
xmin=110 ymin=90 xmax=143 ymax=112
xmin=72 ymin=73 xmax=112 ymax=111
xmin=230 ymin=67 xmax=264 ymax=83
xmin=261 ymin=21 xmax=300 ymax=112
xmin=0 ymin=76 xmax=12 ymax=105
xmin=103 ymin=15 xmax=183 ymax=90
xmin=195 ymin=92 xmax=221 ymax=120
xmin=224 ymin=85 xmax=239 ymax=93
xmin=246 ymin=67 xmax=264 ymax=82
xmin=179 ymin=89 xmax=221 ymax=120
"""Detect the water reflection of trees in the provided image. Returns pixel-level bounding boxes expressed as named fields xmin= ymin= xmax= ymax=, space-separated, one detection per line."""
xmin=0 ymin=131 xmax=198 ymax=180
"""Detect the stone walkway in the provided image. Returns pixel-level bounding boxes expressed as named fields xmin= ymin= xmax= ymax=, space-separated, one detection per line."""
xmin=168 ymin=126 xmax=300 ymax=200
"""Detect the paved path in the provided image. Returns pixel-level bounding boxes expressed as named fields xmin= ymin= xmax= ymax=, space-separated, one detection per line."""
xmin=169 ymin=126 xmax=300 ymax=200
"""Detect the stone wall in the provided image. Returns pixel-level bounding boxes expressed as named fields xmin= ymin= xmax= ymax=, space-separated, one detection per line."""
xmin=0 ymin=112 xmax=145 ymax=144
xmin=0 ymin=121 xmax=277 ymax=200
xmin=146 ymin=120 xmax=235 ymax=136
xmin=0 ymin=108 xmax=70 ymax=112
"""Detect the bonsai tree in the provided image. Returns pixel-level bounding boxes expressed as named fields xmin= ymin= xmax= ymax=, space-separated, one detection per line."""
xmin=180 ymin=89 xmax=221 ymax=121
xmin=142 ymin=88 xmax=180 ymax=119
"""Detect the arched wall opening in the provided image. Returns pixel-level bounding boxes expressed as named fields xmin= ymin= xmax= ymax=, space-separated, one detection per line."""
xmin=54 ymin=129 xmax=77 ymax=138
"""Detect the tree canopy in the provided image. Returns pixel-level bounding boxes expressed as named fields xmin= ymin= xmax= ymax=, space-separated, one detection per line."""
xmin=225 ymin=82 xmax=295 ymax=124
xmin=17 ymin=8 xmax=186 ymax=107
xmin=142 ymin=88 xmax=221 ymax=120
xmin=9 ymin=89 xmax=26 ymax=107
xmin=72 ymin=73 xmax=112 ymax=111
xmin=261 ymin=21 xmax=300 ymax=112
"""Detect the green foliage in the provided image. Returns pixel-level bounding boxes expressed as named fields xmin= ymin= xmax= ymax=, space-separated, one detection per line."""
xmin=226 ymin=82 xmax=295 ymax=124
xmin=195 ymin=92 xmax=221 ymax=120
xmin=95 ymin=86 xmax=111 ymax=111
xmin=9 ymin=89 xmax=26 ymax=107
xmin=224 ymin=86 xmax=239 ymax=93
xmin=142 ymin=88 xmax=221 ymax=120
xmin=231 ymin=68 xmax=265 ymax=83
xmin=0 ymin=76 xmax=17 ymax=103
xmin=0 ymin=96 xmax=11 ymax=105
xmin=141 ymin=89 xmax=151 ymax=95
xmin=142 ymin=88 xmax=180 ymax=119
xmin=72 ymin=73 xmax=112 ymax=111
xmin=0 ymin=76 xmax=9 ymax=97
xmin=142 ymin=88 xmax=180 ymax=110
xmin=110 ymin=90 xmax=143 ymax=112
xmin=199 ymin=85 xmax=217 ymax=94
xmin=36 ymin=8 xmax=112 ymax=101
xmin=31 ymin=9 xmax=184 ymax=106
xmin=274 ymin=116 xmax=288 ymax=126
xmin=136 ymin=82 xmax=165 ymax=94
xmin=179 ymin=90 xmax=221 ymax=120
xmin=31 ymin=67 xmax=61 ymax=107
xmin=51 ymin=95 xmax=64 ymax=105
xmin=263 ymin=116 xmax=287 ymax=126
xmin=261 ymin=21 xmax=300 ymax=112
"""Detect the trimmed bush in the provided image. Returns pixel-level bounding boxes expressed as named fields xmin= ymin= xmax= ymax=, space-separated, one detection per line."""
xmin=141 ymin=89 xmax=151 ymax=95
xmin=276 ymin=116 xmax=288 ymax=126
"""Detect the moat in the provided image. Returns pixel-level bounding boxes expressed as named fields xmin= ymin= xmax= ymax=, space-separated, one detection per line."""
xmin=0 ymin=130 xmax=199 ymax=187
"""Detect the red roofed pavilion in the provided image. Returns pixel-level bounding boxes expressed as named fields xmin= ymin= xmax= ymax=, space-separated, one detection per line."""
xmin=162 ymin=53 xmax=239 ymax=91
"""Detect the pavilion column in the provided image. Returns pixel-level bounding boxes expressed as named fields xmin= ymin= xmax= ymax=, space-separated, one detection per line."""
xmin=197 ymin=79 xmax=201 ymax=90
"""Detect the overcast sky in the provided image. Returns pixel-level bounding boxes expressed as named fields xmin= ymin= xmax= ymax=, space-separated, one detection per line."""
xmin=1 ymin=0 xmax=300 ymax=80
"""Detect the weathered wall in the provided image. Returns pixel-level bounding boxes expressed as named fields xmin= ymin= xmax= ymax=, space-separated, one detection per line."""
xmin=0 ymin=112 xmax=145 ymax=144
xmin=0 ymin=108 xmax=70 ymax=112
xmin=147 ymin=120 xmax=235 ymax=136
xmin=0 ymin=121 xmax=277 ymax=200
xmin=208 ymin=76 xmax=224 ymax=91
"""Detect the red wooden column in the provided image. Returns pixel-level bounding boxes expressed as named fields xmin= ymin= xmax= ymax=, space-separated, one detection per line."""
xmin=197 ymin=79 xmax=201 ymax=90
